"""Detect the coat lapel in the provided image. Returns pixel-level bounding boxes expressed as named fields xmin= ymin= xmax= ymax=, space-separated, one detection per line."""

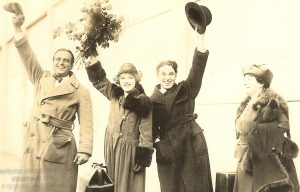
xmin=165 ymin=84 xmax=183 ymax=113
xmin=151 ymin=86 xmax=166 ymax=105
xmin=40 ymin=72 xmax=79 ymax=102
xmin=151 ymin=84 xmax=183 ymax=114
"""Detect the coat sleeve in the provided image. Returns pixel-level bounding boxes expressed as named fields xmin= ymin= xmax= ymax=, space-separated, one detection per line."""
xmin=138 ymin=109 xmax=153 ymax=148
xmin=14 ymin=36 xmax=44 ymax=84
xmin=85 ymin=61 xmax=117 ymax=100
xmin=135 ymin=107 xmax=154 ymax=167
xmin=186 ymin=49 xmax=209 ymax=98
xmin=77 ymin=87 xmax=93 ymax=156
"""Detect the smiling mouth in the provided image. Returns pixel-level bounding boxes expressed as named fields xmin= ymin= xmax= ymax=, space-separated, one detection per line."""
xmin=56 ymin=66 xmax=66 ymax=70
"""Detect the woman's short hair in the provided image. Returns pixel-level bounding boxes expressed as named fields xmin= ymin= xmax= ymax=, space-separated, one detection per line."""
xmin=156 ymin=60 xmax=178 ymax=74
xmin=114 ymin=63 xmax=141 ymax=84
xmin=53 ymin=48 xmax=75 ymax=65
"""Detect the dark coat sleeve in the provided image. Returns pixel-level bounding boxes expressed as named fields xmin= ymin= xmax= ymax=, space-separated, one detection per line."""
xmin=186 ymin=49 xmax=209 ymax=98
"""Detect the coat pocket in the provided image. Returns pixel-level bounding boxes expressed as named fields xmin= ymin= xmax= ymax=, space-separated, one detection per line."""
xmin=192 ymin=132 xmax=208 ymax=160
xmin=155 ymin=138 xmax=174 ymax=164
xmin=43 ymin=135 xmax=72 ymax=163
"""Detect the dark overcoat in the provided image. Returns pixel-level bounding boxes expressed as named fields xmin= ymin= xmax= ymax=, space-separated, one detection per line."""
xmin=151 ymin=49 xmax=213 ymax=192
xmin=13 ymin=36 xmax=93 ymax=192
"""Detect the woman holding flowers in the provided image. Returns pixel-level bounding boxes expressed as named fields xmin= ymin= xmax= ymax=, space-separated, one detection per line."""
xmin=85 ymin=55 xmax=154 ymax=192
xmin=53 ymin=1 xmax=153 ymax=191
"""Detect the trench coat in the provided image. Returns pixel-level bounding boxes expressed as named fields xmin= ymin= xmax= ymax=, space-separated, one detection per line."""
xmin=151 ymin=49 xmax=213 ymax=192
xmin=234 ymin=89 xmax=299 ymax=192
xmin=13 ymin=36 xmax=93 ymax=192
xmin=86 ymin=62 xmax=153 ymax=192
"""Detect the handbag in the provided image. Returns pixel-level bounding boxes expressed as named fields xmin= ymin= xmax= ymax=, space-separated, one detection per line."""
xmin=78 ymin=163 xmax=114 ymax=192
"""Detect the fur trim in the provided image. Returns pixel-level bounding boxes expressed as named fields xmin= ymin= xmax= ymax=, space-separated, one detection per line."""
xmin=135 ymin=146 xmax=154 ymax=167
xmin=123 ymin=84 xmax=152 ymax=117
xmin=86 ymin=61 xmax=106 ymax=83
xmin=241 ymin=149 xmax=253 ymax=174
xmin=236 ymin=89 xmax=289 ymax=123
xmin=282 ymin=138 xmax=299 ymax=159
xmin=111 ymin=84 xmax=124 ymax=98
xmin=256 ymin=154 xmax=293 ymax=192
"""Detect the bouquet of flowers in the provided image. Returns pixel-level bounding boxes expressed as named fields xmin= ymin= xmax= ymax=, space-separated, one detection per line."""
xmin=53 ymin=0 xmax=123 ymax=65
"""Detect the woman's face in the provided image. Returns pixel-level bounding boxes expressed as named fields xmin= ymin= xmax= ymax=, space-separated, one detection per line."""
xmin=243 ymin=74 xmax=263 ymax=96
xmin=157 ymin=65 xmax=177 ymax=90
xmin=119 ymin=73 xmax=136 ymax=93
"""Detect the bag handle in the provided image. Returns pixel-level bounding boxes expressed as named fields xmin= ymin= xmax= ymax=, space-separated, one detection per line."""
xmin=77 ymin=163 xmax=102 ymax=192
xmin=92 ymin=162 xmax=108 ymax=172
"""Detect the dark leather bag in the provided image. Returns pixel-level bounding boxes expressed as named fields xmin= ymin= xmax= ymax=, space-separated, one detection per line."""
xmin=78 ymin=163 xmax=114 ymax=192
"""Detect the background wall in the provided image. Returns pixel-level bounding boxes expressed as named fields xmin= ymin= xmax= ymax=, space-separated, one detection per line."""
xmin=0 ymin=0 xmax=299 ymax=191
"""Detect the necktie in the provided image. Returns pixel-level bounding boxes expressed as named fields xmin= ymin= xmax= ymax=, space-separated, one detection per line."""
xmin=53 ymin=75 xmax=63 ymax=83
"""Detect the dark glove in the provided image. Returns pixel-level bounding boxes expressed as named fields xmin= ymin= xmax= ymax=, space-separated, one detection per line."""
xmin=134 ymin=146 xmax=154 ymax=167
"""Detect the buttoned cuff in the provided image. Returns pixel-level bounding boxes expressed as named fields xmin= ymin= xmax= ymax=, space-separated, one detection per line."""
xmin=14 ymin=34 xmax=27 ymax=48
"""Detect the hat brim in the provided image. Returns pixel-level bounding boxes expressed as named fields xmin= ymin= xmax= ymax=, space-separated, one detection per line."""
xmin=185 ymin=2 xmax=212 ymax=34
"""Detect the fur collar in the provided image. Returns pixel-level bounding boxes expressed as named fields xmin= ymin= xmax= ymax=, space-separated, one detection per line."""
xmin=236 ymin=88 xmax=289 ymax=123
xmin=112 ymin=83 xmax=152 ymax=117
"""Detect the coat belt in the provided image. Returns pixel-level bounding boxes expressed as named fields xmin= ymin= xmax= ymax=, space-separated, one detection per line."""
xmin=163 ymin=113 xmax=198 ymax=131
xmin=34 ymin=114 xmax=74 ymax=130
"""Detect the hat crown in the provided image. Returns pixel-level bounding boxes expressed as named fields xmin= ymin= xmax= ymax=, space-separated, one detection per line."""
xmin=117 ymin=63 xmax=138 ymax=77
xmin=185 ymin=2 xmax=212 ymax=34
xmin=243 ymin=64 xmax=273 ymax=86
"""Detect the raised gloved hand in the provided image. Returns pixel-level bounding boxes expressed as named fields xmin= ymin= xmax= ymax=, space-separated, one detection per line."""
xmin=3 ymin=2 xmax=23 ymax=15
xmin=3 ymin=2 xmax=25 ymax=29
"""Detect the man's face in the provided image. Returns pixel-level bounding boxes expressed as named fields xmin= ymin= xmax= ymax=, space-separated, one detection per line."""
xmin=157 ymin=65 xmax=177 ymax=90
xmin=52 ymin=50 xmax=73 ymax=77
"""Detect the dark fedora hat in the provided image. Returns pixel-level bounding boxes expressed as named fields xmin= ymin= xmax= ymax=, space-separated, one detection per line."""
xmin=185 ymin=2 xmax=212 ymax=34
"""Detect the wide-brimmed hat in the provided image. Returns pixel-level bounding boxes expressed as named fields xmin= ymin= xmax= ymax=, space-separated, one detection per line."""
xmin=185 ymin=2 xmax=212 ymax=34
xmin=243 ymin=64 xmax=273 ymax=86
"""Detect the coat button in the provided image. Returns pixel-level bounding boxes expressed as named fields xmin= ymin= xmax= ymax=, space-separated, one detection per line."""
xmin=30 ymin=133 xmax=34 ymax=137
xmin=41 ymin=139 xmax=45 ymax=143
xmin=119 ymin=133 xmax=123 ymax=137
xmin=24 ymin=148 xmax=30 ymax=154
xmin=41 ymin=101 xmax=45 ymax=105
xmin=122 ymin=116 xmax=125 ymax=120
xmin=53 ymin=108 xmax=57 ymax=111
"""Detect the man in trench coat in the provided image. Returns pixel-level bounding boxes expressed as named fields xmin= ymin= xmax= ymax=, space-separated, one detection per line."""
xmin=10 ymin=13 xmax=93 ymax=192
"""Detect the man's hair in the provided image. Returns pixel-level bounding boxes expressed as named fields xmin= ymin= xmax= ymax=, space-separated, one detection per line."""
xmin=156 ymin=60 xmax=178 ymax=74
xmin=53 ymin=48 xmax=75 ymax=65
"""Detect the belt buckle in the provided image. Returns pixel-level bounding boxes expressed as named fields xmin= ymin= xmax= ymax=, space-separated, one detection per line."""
xmin=40 ymin=114 xmax=50 ymax=123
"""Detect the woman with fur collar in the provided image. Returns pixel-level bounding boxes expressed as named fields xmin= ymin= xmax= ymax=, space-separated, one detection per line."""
xmin=234 ymin=64 xmax=299 ymax=192
xmin=85 ymin=55 xmax=154 ymax=192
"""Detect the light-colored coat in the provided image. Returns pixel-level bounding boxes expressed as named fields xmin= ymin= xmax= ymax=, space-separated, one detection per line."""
xmin=14 ymin=37 xmax=93 ymax=192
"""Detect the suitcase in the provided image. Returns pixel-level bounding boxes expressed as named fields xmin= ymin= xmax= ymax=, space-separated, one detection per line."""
xmin=215 ymin=172 xmax=235 ymax=192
